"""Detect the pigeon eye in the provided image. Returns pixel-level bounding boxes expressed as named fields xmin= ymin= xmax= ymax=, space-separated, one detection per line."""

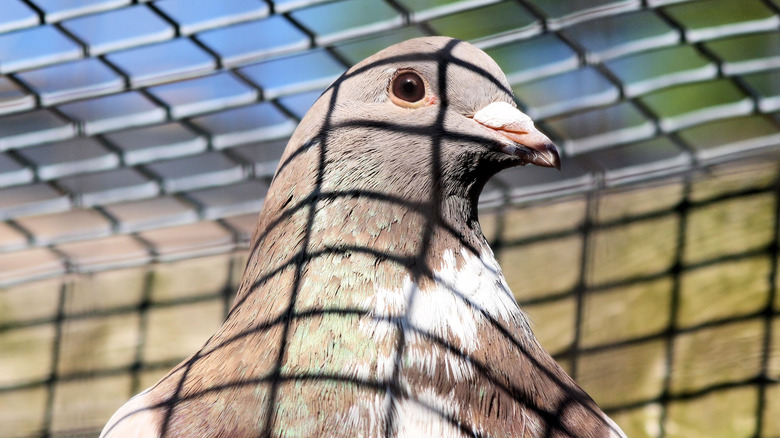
xmin=390 ymin=71 xmax=427 ymax=106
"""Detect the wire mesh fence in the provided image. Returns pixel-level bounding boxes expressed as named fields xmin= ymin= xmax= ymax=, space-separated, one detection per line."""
xmin=2 ymin=0 xmax=780 ymax=436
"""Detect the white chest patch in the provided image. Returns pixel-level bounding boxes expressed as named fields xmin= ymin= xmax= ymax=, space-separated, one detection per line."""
xmin=392 ymin=387 xmax=469 ymax=438
xmin=348 ymin=250 xmax=527 ymax=436
xmin=364 ymin=247 xmax=523 ymax=353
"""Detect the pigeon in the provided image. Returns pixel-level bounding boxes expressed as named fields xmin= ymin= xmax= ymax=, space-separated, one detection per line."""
xmin=101 ymin=36 xmax=626 ymax=438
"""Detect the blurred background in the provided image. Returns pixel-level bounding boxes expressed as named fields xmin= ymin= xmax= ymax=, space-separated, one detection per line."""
xmin=1 ymin=0 xmax=779 ymax=436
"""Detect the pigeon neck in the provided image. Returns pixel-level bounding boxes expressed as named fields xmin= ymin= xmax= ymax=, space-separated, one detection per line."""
xmin=233 ymin=160 xmax=492 ymax=307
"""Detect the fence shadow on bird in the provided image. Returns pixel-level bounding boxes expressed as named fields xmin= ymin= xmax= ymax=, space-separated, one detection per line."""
xmin=100 ymin=37 xmax=626 ymax=438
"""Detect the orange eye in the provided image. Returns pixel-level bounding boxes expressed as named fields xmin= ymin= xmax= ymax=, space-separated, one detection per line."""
xmin=390 ymin=71 xmax=426 ymax=106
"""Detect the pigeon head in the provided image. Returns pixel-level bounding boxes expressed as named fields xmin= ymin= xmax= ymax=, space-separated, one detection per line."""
xmin=327 ymin=37 xmax=559 ymax=169
xmin=276 ymin=37 xmax=559 ymax=209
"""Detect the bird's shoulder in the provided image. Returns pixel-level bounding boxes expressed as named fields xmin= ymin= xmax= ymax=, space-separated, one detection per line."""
xmin=99 ymin=389 xmax=160 ymax=438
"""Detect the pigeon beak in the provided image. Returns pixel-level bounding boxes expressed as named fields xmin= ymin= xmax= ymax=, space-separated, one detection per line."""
xmin=473 ymin=102 xmax=561 ymax=170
